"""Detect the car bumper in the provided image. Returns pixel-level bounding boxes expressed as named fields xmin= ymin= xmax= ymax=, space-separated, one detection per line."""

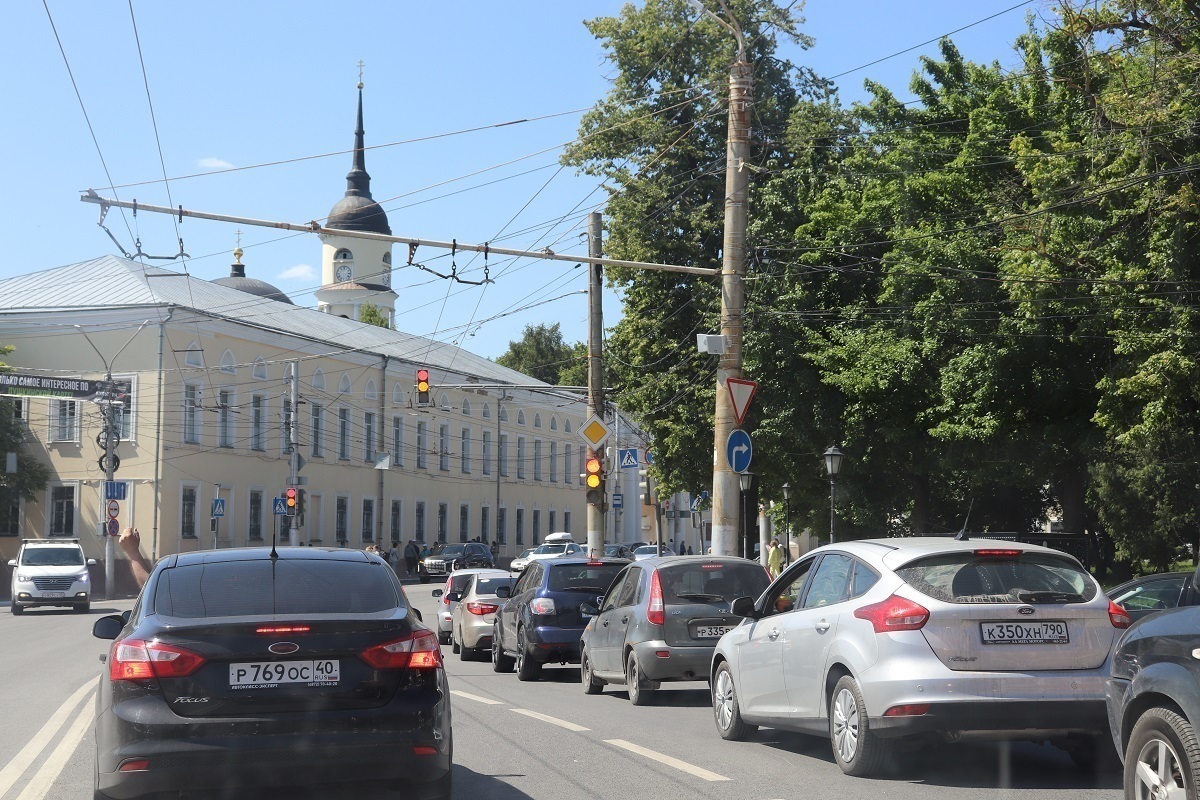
xmin=529 ymin=625 xmax=585 ymax=663
xmin=437 ymin=610 xmax=453 ymax=633
xmin=869 ymin=699 xmax=1110 ymax=738
xmin=12 ymin=589 xmax=89 ymax=607
xmin=460 ymin=614 xmax=496 ymax=649
xmin=632 ymin=641 xmax=714 ymax=682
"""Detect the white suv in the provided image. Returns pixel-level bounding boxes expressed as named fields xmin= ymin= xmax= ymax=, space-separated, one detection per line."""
xmin=8 ymin=539 xmax=95 ymax=615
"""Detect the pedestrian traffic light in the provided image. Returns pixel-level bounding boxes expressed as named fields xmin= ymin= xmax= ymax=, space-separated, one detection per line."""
xmin=584 ymin=451 xmax=604 ymax=505
xmin=639 ymin=468 xmax=652 ymax=506
xmin=415 ymin=368 xmax=431 ymax=406
xmin=285 ymin=487 xmax=298 ymax=517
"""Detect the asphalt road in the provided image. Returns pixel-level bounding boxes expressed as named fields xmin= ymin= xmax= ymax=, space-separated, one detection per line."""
xmin=0 ymin=588 xmax=1124 ymax=800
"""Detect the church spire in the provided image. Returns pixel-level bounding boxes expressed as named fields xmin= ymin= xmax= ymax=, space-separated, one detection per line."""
xmin=345 ymin=68 xmax=371 ymax=198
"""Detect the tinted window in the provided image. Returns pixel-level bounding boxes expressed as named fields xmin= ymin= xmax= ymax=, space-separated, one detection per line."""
xmin=601 ymin=571 xmax=628 ymax=611
xmin=897 ymin=552 xmax=1098 ymax=604
xmin=153 ymin=560 xmax=398 ymax=617
xmin=1113 ymin=576 xmax=1187 ymax=611
xmin=765 ymin=558 xmax=815 ymax=616
xmin=546 ymin=564 xmax=624 ymax=593
xmin=450 ymin=573 xmax=474 ymax=591
xmin=849 ymin=561 xmax=879 ymax=599
xmin=475 ymin=576 xmax=515 ymax=596
xmin=21 ymin=547 xmax=85 ymax=567
xmin=803 ymin=554 xmax=853 ymax=608
xmin=615 ymin=568 xmax=641 ymax=606
xmin=660 ymin=561 xmax=770 ymax=603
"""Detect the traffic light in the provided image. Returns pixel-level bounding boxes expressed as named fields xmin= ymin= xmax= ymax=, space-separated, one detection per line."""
xmin=584 ymin=450 xmax=604 ymax=506
xmin=639 ymin=468 xmax=652 ymax=506
xmin=297 ymin=489 xmax=307 ymax=518
xmin=415 ymin=368 xmax=431 ymax=406
xmin=285 ymin=487 xmax=298 ymax=517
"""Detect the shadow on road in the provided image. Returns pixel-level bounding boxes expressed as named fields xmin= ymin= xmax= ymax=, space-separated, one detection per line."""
xmin=451 ymin=763 xmax=537 ymax=799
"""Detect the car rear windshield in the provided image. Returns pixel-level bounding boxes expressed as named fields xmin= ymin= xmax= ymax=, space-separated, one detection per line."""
xmin=896 ymin=552 xmax=1098 ymax=604
xmin=21 ymin=547 xmax=85 ymax=567
xmin=449 ymin=573 xmax=475 ymax=591
xmin=546 ymin=563 xmax=624 ymax=594
xmin=153 ymin=560 xmax=399 ymax=618
xmin=660 ymin=561 xmax=770 ymax=603
xmin=476 ymin=576 xmax=516 ymax=596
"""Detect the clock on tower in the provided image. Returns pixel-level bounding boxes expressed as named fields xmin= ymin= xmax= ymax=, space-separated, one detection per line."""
xmin=335 ymin=265 xmax=352 ymax=282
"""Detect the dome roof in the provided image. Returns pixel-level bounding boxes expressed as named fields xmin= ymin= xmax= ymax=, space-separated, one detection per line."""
xmin=212 ymin=275 xmax=294 ymax=305
xmin=327 ymin=193 xmax=390 ymax=235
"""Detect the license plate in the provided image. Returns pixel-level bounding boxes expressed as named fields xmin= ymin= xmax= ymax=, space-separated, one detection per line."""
xmin=980 ymin=621 xmax=1069 ymax=645
xmin=229 ymin=660 xmax=341 ymax=688
xmin=41 ymin=592 xmax=65 ymax=598
xmin=693 ymin=625 xmax=733 ymax=639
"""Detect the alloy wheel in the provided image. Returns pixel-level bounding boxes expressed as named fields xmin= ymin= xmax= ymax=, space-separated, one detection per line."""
xmin=714 ymin=669 xmax=735 ymax=731
xmin=1133 ymin=737 xmax=1187 ymax=800
xmin=832 ymin=687 xmax=860 ymax=764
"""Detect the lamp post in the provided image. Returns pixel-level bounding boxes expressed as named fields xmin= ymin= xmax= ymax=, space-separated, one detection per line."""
xmin=781 ymin=482 xmax=791 ymax=565
xmin=738 ymin=472 xmax=753 ymax=559
xmin=823 ymin=445 xmax=844 ymax=544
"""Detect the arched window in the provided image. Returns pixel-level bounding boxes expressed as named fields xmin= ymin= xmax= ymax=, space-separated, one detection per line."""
xmin=252 ymin=357 xmax=268 ymax=380
xmin=219 ymin=350 xmax=236 ymax=374
xmin=335 ymin=249 xmax=353 ymax=261
xmin=499 ymin=407 xmax=508 ymax=423
xmin=364 ymin=379 xmax=378 ymax=401
xmin=185 ymin=342 xmax=204 ymax=368
xmin=311 ymin=368 xmax=326 ymax=391
xmin=517 ymin=410 xmax=526 ymax=426
xmin=564 ymin=420 xmax=572 ymax=434
xmin=339 ymin=374 xmax=353 ymax=395
xmin=392 ymin=383 xmax=405 ymax=405
xmin=550 ymin=417 xmax=558 ymax=431
xmin=482 ymin=403 xmax=491 ymax=420
xmin=461 ymin=399 xmax=472 ymax=416
xmin=382 ymin=253 xmax=392 ymax=264
xmin=533 ymin=413 xmax=542 ymax=429
xmin=438 ymin=392 xmax=450 ymax=411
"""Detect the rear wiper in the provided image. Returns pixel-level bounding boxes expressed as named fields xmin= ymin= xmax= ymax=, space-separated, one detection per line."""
xmin=675 ymin=592 xmax=725 ymax=602
xmin=1017 ymin=590 xmax=1085 ymax=603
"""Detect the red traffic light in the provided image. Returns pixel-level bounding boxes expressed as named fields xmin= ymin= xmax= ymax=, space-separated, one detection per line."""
xmin=416 ymin=369 xmax=430 ymax=393
xmin=285 ymin=487 xmax=298 ymax=507
xmin=585 ymin=456 xmax=602 ymax=489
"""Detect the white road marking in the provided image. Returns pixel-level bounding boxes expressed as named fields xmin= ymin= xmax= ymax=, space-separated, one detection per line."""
xmin=604 ymin=738 xmax=731 ymax=782
xmin=449 ymin=689 xmax=504 ymax=705
xmin=0 ymin=680 xmax=94 ymax=798
xmin=15 ymin=696 xmax=95 ymax=800
xmin=509 ymin=708 xmax=591 ymax=732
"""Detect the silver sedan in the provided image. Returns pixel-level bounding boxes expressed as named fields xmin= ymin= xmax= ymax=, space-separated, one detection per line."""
xmin=450 ymin=571 xmax=517 ymax=661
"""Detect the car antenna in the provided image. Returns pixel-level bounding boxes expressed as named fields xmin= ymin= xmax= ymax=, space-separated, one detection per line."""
xmin=953 ymin=499 xmax=974 ymax=541
xmin=270 ymin=517 xmax=280 ymax=559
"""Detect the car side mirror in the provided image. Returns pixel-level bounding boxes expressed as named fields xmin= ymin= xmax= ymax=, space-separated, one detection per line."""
xmin=446 ymin=591 xmax=462 ymax=603
xmin=92 ymin=614 xmax=125 ymax=640
xmin=730 ymin=596 xmax=758 ymax=619
xmin=431 ymin=589 xmax=444 ymax=598
xmin=580 ymin=601 xmax=600 ymax=617
xmin=6 ymin=559 xmax=14 ymax=567
xmin=121 ymin=610 xmax=132 ymax=623
xmin=495 ymin=585 xmax=512 ymax=598
xmin=412 ymin=608 xmax=423 ymax=622
xmin=86 ymin=558 xmax=98 ymax=566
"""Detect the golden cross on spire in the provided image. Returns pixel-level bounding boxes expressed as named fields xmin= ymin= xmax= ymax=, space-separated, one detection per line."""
xmin=357 ymin=60 xmax=365 ymax=89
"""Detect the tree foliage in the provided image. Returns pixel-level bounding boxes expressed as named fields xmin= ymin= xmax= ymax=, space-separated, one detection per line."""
xmin=0 ymin=346 xmax=51 ymax=519
xmin=496 ymin=323 xmax=581 ymax=386
xmin=358 ymin=303 xmax=393 ymax=329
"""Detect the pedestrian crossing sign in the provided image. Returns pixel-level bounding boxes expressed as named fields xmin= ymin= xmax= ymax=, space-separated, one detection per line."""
xmin=618 ymin=448 xmax=639 ymax=469
xmin=272 ymin=498 xmax=288 ymax=516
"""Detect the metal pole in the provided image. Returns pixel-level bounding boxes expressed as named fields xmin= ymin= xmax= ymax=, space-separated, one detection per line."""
xmin=784 ymin=498 xmax=791 ymax=565
xmin=288 ymin=360 xmax=300 ymax=541
xmin=586 ymin=212 xmax=605 ymax=560
xmin=829 ymin=478 xmax=837 ymax=544
xmin=103 ymin=373 xmax=116 ymax=600
xmin=711 ymin=52 xmax=753 ymax=557
xmin=496 ymin=390 xmax=505 ymax=548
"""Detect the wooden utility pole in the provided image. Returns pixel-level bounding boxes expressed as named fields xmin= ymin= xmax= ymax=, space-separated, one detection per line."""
xmin=586 ymin=212 xmax=605 ymax=559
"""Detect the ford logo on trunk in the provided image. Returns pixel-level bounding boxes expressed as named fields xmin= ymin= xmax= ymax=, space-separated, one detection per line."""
xmin=1017 ymin=606 xmax=1035 ymax=616
xmin=269 ymin=642 xmax=300 ymax=655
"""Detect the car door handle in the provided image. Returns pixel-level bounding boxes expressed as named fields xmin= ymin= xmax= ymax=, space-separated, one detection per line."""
xmin=768 ymin=627 xmax=780 ymax=641
xmin=815 ymin=620 xmax=831 ymax=633
xmin=602 ymin=620 xmax=609 ymax=627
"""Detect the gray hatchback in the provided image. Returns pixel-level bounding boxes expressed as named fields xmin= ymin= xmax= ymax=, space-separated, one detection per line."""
xmin=579 ymin=556 xmax=770 ymax=705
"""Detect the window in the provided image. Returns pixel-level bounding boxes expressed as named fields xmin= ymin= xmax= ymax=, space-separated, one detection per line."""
xmin=220 ymin=350 xmax=236 ymax=374
xmin=363 ymin=412 xmax=376 ymax=462
xmin=110 ymin=379 xmax=134 ymax=440
xmin=338 ymin=408 xmax=351 ymax=460
xmin=392 ymin=416 xmax=404 ymax=466
xmin=362 ymin=498 xmax=375 ymax=543
xmin=534 ymin=440 xmax=543 ymax=481
xmin=311 ymin=404 xmax=324 ymax=457
xmin=517 ymin=410 xmax=526 ymax=425
xmin=482 ymin=403 xmax=491 ymax=420
xmin=462 ymin=399 xmax=472 ymax=416
xmin=392 ymin=383 xmax=405 ymax=405
xmin=563 ymin=510 xmax=571 ymax=534
xmin=339 ymin=374 xmax=353 ymax=395
xmin=498 ymin=434 xmax=509 ymax=477
xmin=481 ymin=506 xmax=490 ymax=543
xmin=482 ymin=431 xmax=492 ymax=475
xmin=183 ymin=386 xmax=203 ymax=444
xmin=764 ymin=559 xmax=815 ymax=617
xmin=499 ymin=406 xmax=508 ymax=423
xmin=281 ymin=399 xmax=293 ymax=454
xmin=336 ymin=248 xmax=353 ymax=261
xmin=437 ymin=503 xmax=448 ymax=543
xmin=516 ymin=508 xmax=525 ymax=546
xmin=439 ymin=423 xmax=450 ymax=472
xmin=253 ymin=358 xmax=268 ymax=380
xmin=185 ymin=342 xmax=203 ymax=368
xmin=390 ymin=499 xmax=402 ymax=544
xmin=251 ymin=395 xmax=265 ymax=450
xmin=532 ymin=509 xmax=541 ymax=544
xmin=549 ymin=442 xmax=558 ymax=482
xmin=364 ymin=380 xmax=378 ymax=401
xmin=459 ymin=504 xmax=470 ymax=542
xmin=416 ymin=422 xmax=428 ymax=469
xmin=248 ymin=491 xmax=264 ymax=541
xmin=50 ymin=400 xmax=77 ymax=442
xmin=533 ymin=413 xmax=541 ymax=429
xmin=218 ymin=390 xmax=234 ymax=447
xmin=497 ymin=507 xmax=507 ymax=545
xmin=461 ymin=427 xmax=471 ymax=473
xmin=335 ymin=497 xmax=349 ymax=543
xmin=0 ymin=496 xmax=18 ymax=536
xmin=804 ymin=554 xmax=854 ymax=608
xmin=564 ymin=444 xmax=573 ymax=485
xmin=517 ymin=437 xmax=526 ymax=479
xmin=181 ymin=486 xmax=197 ymax=539
xmin=549 ymin=510 xmax=557 ymax=533
xmin=550 ymin=417 xmax=558 ymax=431
xmin=438 ymin=392 xmax=450 ymax=411
xmin=312 ymin=369 xmax=326 ymax=391
xmin=7 ymin=398 xmax=24 ymax=425
xmin=415 ymin=501 xmax=426 ymax=542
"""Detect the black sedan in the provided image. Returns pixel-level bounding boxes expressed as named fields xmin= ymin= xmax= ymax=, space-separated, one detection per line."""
xmin=93 ymin=547 xmax=451 ymax=800
xmin=1106 ymin=605 xmax=1200 ymax=798
xmin=1108 ymin=569 xmax=1199 ymax=622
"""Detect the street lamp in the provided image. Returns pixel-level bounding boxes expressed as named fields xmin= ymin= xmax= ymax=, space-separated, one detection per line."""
xmin=823 ymin=445 xmax=844 ymax=544
xmin=781 ymin=482 xmax=791 ymax=565
xmin=739 ymin=472 xmax=753 ymax=559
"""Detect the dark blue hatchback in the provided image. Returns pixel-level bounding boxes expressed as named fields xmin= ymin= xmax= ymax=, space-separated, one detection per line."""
xmin=492 ymin=558 xmax=626 ymax=681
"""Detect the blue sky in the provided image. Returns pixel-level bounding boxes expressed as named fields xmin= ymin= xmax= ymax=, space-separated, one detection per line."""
xmin=2 ymin=1 xmax=1044 ymax=360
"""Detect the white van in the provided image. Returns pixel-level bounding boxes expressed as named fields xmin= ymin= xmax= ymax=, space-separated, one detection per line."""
xmin=8 ymin=538 xmax=96 ymax=615
xmin=525 ymin=532 xmax=584 ymax=564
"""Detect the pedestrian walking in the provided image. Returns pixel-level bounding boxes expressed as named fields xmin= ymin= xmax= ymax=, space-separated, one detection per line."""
xmin=767 ymin=537 xmax=784 ymax=578
xmin=678 ymin=540 xmax=686 ymax=555
xmin=490 ymin=539 xmax=499 ymax=559
xmin=387 ymin=545 xmax=399 ymax=574
xmin=404 ymin=539 xmax=419 ymax=577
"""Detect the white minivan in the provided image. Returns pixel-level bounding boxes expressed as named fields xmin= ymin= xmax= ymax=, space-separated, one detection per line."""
xmin=8 ymin=538 xmax=95 ymax=615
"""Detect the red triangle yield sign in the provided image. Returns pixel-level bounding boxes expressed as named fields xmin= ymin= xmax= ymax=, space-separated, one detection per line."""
xmin=727 ymin=378 xmax=758 ymax=427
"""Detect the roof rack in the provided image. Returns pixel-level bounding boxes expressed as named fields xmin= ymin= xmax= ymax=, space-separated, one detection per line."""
xmin=21 ymin=538 xmax=81 ymax=544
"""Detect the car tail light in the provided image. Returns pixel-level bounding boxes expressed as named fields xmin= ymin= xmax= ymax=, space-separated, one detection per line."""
xmin=853 ymin=594 xmax=930 ymax=633
xmin=443 ymin=578 xmax=453 ymax=605
xmin=530 ymin=597 xmax=556 ymax=615
xmin=647 ymin=570 xmax=665 ymax=626
xmin=883 ymin=704 xmax=930 ymax=717
xmin=467 ymin=602 xmax=499 ymax=615
xmin=412 ymin=746 xmax=439 ymax=756
xmin=255 ymin=625 xmax=310 ymax=634
xmin=586 ymin=561 xmax=605 ymax=566
xmin=701 ymin=564 xmax=724 ymax=570
xmin=118 ymin=759 xmax=150 ymax=772
xmin=109 ymin=639 xmax=207 ymax=682
xmin=360 ymin=630 xmax=443 ymax=669
xmin=1108 ymin=599 xmax=1133 ymax=629
xmin=973 ymin=549 xmax=1022 ymax=558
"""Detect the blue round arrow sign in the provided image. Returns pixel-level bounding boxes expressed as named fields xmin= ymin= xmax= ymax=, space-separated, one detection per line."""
xmin=726 ymin=430 xmax=753 ymax=473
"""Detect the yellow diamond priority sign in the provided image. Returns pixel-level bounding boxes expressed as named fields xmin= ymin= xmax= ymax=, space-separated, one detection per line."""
xmin=578 ymin=414 xmax=612 ymax=448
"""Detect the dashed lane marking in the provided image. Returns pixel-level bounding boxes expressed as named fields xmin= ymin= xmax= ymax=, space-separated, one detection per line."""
xmin=509 ymin=708 xmax=591 ymax=732
xmin=449 ymin=689 xmax=504 ymax=705
xmin=14 ymin=695 xmax=94 ymax=800
xmin=0 ymin=680 xmax=94 ymax=799
xmin=604 ymin=739 xmax=731 ymax=782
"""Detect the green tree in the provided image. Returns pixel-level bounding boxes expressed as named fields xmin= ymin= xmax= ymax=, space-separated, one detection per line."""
xmin=0 ymin=347 xmax=51 ymax=525
xmin=358 ymin=303 xmax=392 ymax=329
xmin=496 ymin=323 xmax=577 ymax=386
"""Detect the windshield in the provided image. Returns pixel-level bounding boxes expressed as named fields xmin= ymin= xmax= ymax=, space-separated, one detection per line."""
xmin=518 ymin=549 xmax=534 ymax=558
xmin=634 ymin=546 xmax=658 ymax=556
xmin=896 ymin=552 xmax=1098 ymax=604
xmin=533 ymin=543 xmax=568 ymax=555
xmin=428 ymin=544 xmax=467 ymax=558
xmin=546 ymin=563 xmax=624 ymax=593
xmin=21 ymin=547 xmax=85 ymax=567
xmin=659 ymin=561 xmax=771 ymax=603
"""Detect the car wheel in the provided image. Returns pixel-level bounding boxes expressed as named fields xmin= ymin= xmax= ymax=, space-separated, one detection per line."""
xmin=1125 ymin=707 xmax=1200 ymax=800
xmin=626 ymin=651 xmax=656 ymax=706
xmin=10 ymin=604 xmax=22 ymax=616
xmin=712 ymin=662 xmax=755 ymax=740
xmin=581 ymin=652 xmax=604 ymax=695
xmin=459 ymin=638 xmax=474 ymax=662
xmin=438 ymin=629 xmax=452 ymax=646
xmin=830 ymin=675 xmax=893 ymax=777
xmin=451 ymin=630 xmax=460 ymax=655
xmin=516 ymin=627 xmax=542 ymax=681
xmin=491 ymin=624 xmax=514 ymax=673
